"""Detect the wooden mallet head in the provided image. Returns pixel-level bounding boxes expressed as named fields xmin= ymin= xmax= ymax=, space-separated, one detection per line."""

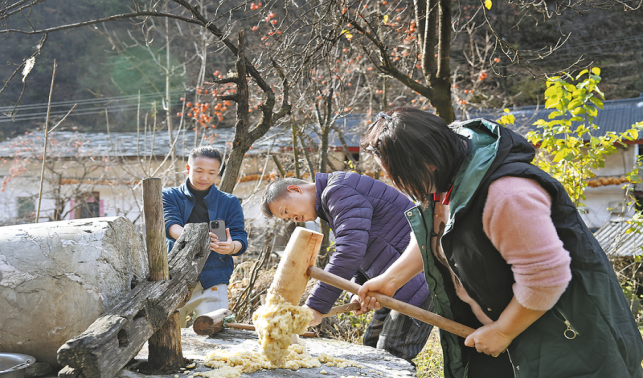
xmin=268 ymin=227 xmax=323 ymax=305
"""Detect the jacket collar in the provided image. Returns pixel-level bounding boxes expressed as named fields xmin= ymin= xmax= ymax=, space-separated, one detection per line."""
xmin=447 ymin=119 xmax=536 ymax=228
xmin=439 ymin=118 xmax=502 ymax=238
xmin=179 ymin=179 xmax=220 ymax=201
xmin=314 ymin=172 xmax=329 ymax=223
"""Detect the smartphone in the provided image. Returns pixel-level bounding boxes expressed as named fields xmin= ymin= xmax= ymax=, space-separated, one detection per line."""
xmin=209 ymin=220 xmax=227 ymax=241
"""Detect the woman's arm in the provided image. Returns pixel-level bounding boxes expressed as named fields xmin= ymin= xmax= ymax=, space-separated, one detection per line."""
xmin=467 ymin=176 xmax=572 ymax=356
xmin=357 ymin=233 xmax=424 ymax=311
xmin=464 ymin=296 xmax=546 ymax=356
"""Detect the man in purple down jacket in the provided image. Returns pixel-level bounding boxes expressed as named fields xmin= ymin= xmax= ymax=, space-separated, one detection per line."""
xmin=261 ymin=172 xmax=434 ymax=362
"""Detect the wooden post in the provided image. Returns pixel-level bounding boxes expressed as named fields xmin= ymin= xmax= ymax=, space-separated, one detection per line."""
xmin=143 ymin=178 xmax=184 ymax=370
xmin=143 ymin=178 xmax=169 ymax=281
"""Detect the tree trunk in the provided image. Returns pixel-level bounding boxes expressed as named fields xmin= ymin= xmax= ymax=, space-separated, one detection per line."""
xmin=165 ymin=14 xmax=178 ymax=185
xmin=433 ymin=0 xmax=454 ymax=123
xmin=298 ymin=130 xmax=315 ymax=179
xmin=219 ymin=147 xmax=246 ymax=193
xmin=316 ymin=90 xmax=332 ymax=175
xmin=292 ymin=123 xmax=301 ymax=179
xmin=219 ymin=31 xmax=250 ymax=194
xmin=272 ymin=154 xmax=286 ymax=178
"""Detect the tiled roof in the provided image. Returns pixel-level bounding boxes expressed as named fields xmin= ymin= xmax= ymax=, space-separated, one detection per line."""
xmin=3 ymin=94 xmax=641 ymax=158
xmin=468 ymin=95 xmax=643 ymax=138
xmin=0 ymin=114 xmax=365 ymax=158
xmin=594 ymin=220 xmax=643 ymax=257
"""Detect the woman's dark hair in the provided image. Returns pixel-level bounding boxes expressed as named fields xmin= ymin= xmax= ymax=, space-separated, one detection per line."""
xmin=361 ymin=107 xmax=469 ymax=206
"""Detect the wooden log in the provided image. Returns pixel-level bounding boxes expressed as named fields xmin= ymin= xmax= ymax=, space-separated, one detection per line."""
xmin=57 ymin=223 xmax=210 ymax=378
xmin=192 ymin=309 xmax=233 ymax=335
xmin=143 ymin=178 xmax=183 ymax=370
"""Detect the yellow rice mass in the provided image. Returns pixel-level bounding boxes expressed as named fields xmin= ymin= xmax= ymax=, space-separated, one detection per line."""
xmin=194 ymin=293 xmax=364 ymax=376
xmin=194 ymin=344 xmax=320 ymax=377
xmin=194 ymin=345 xmax=364 ymax=377
xmin=252 ymin=293 xmax=312 ymax=366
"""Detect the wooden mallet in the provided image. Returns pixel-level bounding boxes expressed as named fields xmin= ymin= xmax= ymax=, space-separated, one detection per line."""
xmin=277 ymin=227 xmax=475 ymax=339
xmin=192 ymin=226 xmax=361 ymax=336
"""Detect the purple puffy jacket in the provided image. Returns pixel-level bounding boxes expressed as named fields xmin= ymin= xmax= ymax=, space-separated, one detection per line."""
xmin=306 ymin=172 xmax=430 ymax=314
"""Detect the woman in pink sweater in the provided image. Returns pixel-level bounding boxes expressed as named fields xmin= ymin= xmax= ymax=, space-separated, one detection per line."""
xmin=358 ymin=107 xmax=643 ymax=378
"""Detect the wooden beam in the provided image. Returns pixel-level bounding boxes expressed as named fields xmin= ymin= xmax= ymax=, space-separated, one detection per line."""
xmin=57 ymin=223 xmax=210 ymax=378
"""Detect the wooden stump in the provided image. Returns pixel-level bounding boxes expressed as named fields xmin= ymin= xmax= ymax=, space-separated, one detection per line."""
xmin=147 ymin=312 xmax=183 ymax=370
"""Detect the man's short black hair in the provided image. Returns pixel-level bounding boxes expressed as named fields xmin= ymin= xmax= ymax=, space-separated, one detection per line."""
xmin=260 ymin=177 xmax=309 ymax=218
xmin=188 ymin=146 xmax=223 ymax=165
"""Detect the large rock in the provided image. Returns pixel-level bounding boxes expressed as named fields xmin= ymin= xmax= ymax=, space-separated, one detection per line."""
xmin=0 ymin=217 xmax=149 ymax=366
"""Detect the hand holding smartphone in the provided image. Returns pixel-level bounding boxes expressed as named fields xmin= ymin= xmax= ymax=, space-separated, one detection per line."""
xmin=209 ymin=220 xmax=227 ymax=241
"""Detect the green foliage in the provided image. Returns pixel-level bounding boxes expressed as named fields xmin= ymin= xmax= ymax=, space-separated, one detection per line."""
xmin=500 ymin=69 xmax=643 ymax=329
xmin=625 ymin=199 xmax=643 ymax=235
xmin=496 ymin=108 xmax=515 ymax=127
xmin=510 ymin=68 xmax=641 ymax=207
xmin=625 ymin=121 xmax=643 ymax=195
xmin=106 ymin=46 xmax=186 ymax=97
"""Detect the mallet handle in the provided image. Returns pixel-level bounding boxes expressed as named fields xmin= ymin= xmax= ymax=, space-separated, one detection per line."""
xmin=226 ymin=323 xmax=316 ymax=337
xmin=322 ymin=302 xmax=361 ymax=318
xmin=307 ymin=266 xmax=475 ymax=338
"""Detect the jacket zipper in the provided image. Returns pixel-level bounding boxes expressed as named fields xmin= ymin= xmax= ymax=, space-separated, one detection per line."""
xmin=555 ymin=308 xmax=579 ymax=340
xmin=358 ymin=268 xmax=370 ymax=280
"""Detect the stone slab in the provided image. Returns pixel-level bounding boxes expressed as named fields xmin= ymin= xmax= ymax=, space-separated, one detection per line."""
xmin=118 ymin=328 xmax=415 ymax=378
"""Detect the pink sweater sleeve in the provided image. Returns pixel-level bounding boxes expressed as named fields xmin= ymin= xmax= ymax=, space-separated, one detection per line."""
xmin=482 ymin=176 xmax=572 ymax=311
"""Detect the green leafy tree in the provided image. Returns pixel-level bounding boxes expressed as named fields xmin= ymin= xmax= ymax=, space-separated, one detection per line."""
xmin=498 ymin=68 xmax=641 ymax=207
xmin=498 ymin=68 xmax=643 ymax=323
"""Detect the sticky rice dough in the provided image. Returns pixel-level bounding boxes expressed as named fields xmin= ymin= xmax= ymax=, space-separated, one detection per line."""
xmin=252 ymin=293 xmax=313 ymax=366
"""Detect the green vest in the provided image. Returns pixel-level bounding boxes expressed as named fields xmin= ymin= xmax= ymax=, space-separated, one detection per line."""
xmin=406 ymin=119 xmax=643 ymax=378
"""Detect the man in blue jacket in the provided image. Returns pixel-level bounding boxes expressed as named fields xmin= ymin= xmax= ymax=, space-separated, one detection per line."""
xmin=163 ymin=146 xmax=248 ymax=327
xmin=261 ymin=172 xmax=434 ymax=362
